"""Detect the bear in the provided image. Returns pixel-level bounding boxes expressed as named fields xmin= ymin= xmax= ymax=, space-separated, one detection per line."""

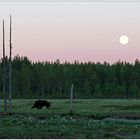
xmin=31 ymin=99 xmax=51 ymax=109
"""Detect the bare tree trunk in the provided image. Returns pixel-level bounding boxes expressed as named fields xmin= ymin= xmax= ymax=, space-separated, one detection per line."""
xmin=70 ymin=83 xmax=73 ymax=113
xmin=3 ymin=20 xmax=7 ymax=112
xmin=9 ymin=15 xmax=12 ymax=112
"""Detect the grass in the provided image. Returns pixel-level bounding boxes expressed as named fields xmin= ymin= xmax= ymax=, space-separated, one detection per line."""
xmin=1 ymin=99 xmax=140 ymax=138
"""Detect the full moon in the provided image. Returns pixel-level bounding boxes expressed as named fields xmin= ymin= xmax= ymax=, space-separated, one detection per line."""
xmin=119 ymin=35 xmax=129 ymax=45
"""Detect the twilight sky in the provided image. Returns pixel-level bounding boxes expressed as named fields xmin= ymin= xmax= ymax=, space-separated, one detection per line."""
xmin=0 ymin=1 xmax=140 ymax=63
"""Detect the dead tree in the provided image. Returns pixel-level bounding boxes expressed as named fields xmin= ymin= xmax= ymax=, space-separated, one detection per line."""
xmin=70 ymin=83 xmax=74 ymax=113
xmin=3 ymin=20 xmax=7 ymax=112
xmin=9 ymin=15 xmax=12 ymax=112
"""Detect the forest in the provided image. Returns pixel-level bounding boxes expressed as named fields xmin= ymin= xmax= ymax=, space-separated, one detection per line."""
xmin=0 ymin=55 xmax=140 ymax=99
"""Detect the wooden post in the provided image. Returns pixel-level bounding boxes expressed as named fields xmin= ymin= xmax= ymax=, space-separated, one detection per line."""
xmin=70 ymin=83 xmax=73 ymax=113
xmin=3 ymin=19 xmax=7 ymax=112
xmin=9 ymin=15 xmax=12 ymax=112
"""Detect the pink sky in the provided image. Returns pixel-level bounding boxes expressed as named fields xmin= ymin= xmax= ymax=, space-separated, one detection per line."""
xmin=0 ymin=2 xmax=140 ymax=63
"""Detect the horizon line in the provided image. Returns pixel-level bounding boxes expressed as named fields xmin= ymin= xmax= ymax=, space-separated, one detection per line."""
xmin=0 ymin=0 xmax=140 ymax=2
xmin=9 ymin=55 xmax=140 ymax=64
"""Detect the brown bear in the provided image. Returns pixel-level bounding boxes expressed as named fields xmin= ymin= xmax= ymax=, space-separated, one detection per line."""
xmin=31 ymin=99 xmax=51 ymax=109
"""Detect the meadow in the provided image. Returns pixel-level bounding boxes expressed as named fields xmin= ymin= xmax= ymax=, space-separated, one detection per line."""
xmin=1 ymin=99 xmax=140 ymax=138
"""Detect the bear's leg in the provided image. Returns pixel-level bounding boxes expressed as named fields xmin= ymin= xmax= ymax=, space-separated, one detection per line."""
xmin=31 ymin=106 xmax=35 ymax=109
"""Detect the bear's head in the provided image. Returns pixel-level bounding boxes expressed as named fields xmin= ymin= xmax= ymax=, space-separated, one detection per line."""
xmin=45 ymin=101 xmax=51 ymax=109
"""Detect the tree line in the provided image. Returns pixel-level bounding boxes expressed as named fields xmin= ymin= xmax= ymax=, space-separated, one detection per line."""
xmin=0 ymin=55 xmax=140 ymax=99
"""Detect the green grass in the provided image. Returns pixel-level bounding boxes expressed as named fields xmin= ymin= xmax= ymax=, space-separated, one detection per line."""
xmin=1 ymin=99 xmax=140 ymax=138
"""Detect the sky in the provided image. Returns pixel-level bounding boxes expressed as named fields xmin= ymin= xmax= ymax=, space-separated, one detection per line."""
xmin=0 ymin=0 xmax=140 ymax=63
